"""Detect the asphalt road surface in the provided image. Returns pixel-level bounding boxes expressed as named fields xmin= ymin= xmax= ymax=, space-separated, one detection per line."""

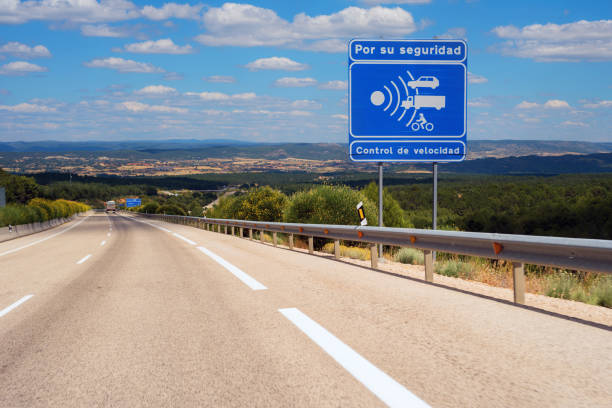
xmin=1 ymin=213 xmax=610 ymax=407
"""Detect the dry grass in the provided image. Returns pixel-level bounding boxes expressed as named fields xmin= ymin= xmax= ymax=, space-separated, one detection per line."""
xmin=321 ymin=242 xmax=371 ymax=260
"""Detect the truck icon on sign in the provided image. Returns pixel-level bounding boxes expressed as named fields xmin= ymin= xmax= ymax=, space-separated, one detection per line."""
xmin=401 ymin=95 xmax=446 ymax=110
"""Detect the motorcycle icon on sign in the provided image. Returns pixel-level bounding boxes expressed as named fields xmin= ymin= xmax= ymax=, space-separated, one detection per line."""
xmin=410 ymin=113 xmax=434 ymax=131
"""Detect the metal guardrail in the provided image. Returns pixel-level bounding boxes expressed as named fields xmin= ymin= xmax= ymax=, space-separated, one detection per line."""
xmin=136 ymin=213 xmax=612 ymax=305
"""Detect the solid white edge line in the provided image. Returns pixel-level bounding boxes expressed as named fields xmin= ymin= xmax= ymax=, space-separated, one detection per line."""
xmin=77 ymin=254 xmax=91 ymax=264
xmin=196 ymin=246 xmax=267 ymax=291
xmin=0 ymin=295 xmax=34 ymax=317
xmin=173 ymin=232 xmax=197 ymax=246
xmin=278 ymin=308 xmax=430 ymax=408
xmin=0 ymin=215 xmax=90 ymax=258
xmin=100 ymin=240 xmax=106 ymax=246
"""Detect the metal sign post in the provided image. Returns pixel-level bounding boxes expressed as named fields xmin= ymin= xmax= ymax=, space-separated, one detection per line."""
xmin=432 ymin=162 xmax=438 ymax=260
xmin=378 ymin=162 xmax=383 ymax=259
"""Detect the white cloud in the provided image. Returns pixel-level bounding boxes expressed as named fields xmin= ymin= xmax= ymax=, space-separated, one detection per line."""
xmin=319 ymin=80 xmax=347 ymax=90
xmin=516 ymin=99 xmax=571 ymax=109
xmin=204 ymin=75 xmax=236 ymax=83
xmin=0 ymin=102 xmax=56 ymax=112
xmin=273 ymin=77 xmax=317 ymax=87
xmin=468 ymin=72 xmax=487 ymax=84
xmin=162 ymin=72 xmax=183 ymax=81
xmin=544 ymin=99 xmax=570 ymax=109
xmin=202 ymin=109 xmax=230 ymax=116
xmin=561 ymin=120 xmax=588 ymax=127
xmin=583 ymin=100 xmax=612 ymax=108
xmin=117 ymin=101 xmax=186 ymax=113
xmin=0 ymin=42 xmax=51 ymax=58
xmin=302 ymin=39 xmax=347 ymax=53
xmin=516 ymin=101 xmax=540 ymax=109
xmin=245 ymin=57 xmax=307 ymax=71
xmin=81 ymin=24 xmax=128 ymax=38
xmin=491 ymin=19 xmax=612 ymax=61
xmin=291 ymin=99 xmax=322 ymax=110
xmin=140 ymin=3 xmax=203 ymax=20
xmin=0 ymin=1 xmax=201 ymax=24
xmin=288 ymin=110 xmax=312 ymax=116
xmin=122 ymin=39 xmax=193 ymax=54
xmin=0 ymin=61 xmax=48 ymax=75
xmin=332 ymin=114 xmax=348 ymax=120
xmin=361 ymin=0 xmax=430 ymax=3
xmin=84 ymin=57 xmax=164 ymax=73
xmin=186 ymin=91 xmax=256 ymax=101
xmin=195 ymin=4 xmax=418 ymax=53
xmin=135 ymin=85 xmax=177 ymax=95
xmin=0 ymin=0 xmax=140 ymax=24
xmin=437 ymin=27 xmax=467 ymax=40
xmin=468 ymin=99 xmax=491 ymax=108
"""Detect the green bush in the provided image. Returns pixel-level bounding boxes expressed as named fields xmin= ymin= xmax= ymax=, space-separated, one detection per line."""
xmin=591 ymin=278 xmax=612 ymax=308
xmin=140 ymin=202 xmax=160 ymax=214
xmin=0 ymin=199 xmax=89 ymax=227
xmin=545 ymin=272 xmax=612 ymax=307
xmin=156 ymin=204 xmax=186 ymax=216
xmin=394 ymin=247 xmax=424 ymax=265
xmin=284 ymin=185 xmax=377 ymax=226
xmin=362 ymin=182 xmax=410 ymax=227
xmin=208 ymin=187 xmax=287 ymax=222
xmin=0 ymin=169 xmax=39 ymax=204
xmin=435 ymin=260 xmax=473 ymax=278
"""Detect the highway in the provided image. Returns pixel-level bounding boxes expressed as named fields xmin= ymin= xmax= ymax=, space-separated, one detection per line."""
xmin=0 ymin=213 xmax=610 ymax=407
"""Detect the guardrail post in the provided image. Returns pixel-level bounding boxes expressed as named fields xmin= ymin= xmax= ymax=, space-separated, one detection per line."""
xmin=424 ymin=250 xmax=434 ymax=282
xmin=260 ymin=230 xmax=265 ymax=243
xmin=249 ymin=228 xmax=253 ymax=240
xmin=231 ymin=226 xmax=235 ymax=236
xmin=289 ymin=234 xmax=294 ymax=249
xmin=240 ymin=227 xmax=244 ymax=238
xmin=224 ymin=225 xmax=228 ymax=234
xmin=334 ymin=240 xmax=340 ymax=259
xmin=273 ymin=232 xmax=277 ymax=247
xmin=513 ymin=262 xmax=526 ymax=305
xmin=370 ymin=244 xmax=378 ymax=269
xmin=308 ymin=237 xmax=314 ymax=254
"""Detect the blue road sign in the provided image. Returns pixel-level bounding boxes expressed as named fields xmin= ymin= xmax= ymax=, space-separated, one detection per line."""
xmin=125 ymin=198 xmax=141 ymax=208
xmin=349 ymin=39 xmax=467 ymax=162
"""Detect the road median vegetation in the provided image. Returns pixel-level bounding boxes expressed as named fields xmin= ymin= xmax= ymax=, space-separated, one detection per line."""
xmin=0 ymin=198 xmax=89 ymax=227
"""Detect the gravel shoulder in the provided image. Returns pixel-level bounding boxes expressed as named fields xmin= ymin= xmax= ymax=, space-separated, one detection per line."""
xmin=282 ymin=244 xmax=612 ymax=328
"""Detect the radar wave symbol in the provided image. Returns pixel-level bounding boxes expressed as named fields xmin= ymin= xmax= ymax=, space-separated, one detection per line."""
xmin=369 ymin=72 xmax=418 ymax=125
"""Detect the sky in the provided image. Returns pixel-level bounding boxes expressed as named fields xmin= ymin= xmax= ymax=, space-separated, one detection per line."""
xmin=0 ymin=0 xmax=610 ymax=143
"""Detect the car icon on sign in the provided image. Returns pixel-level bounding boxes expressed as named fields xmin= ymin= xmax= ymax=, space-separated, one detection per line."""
xmin=407 ymin=76 xmax=439 ymax=89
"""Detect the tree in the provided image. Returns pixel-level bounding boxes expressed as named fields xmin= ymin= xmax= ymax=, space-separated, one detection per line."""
xmin=284 ymin=185 xmax=377 ymax=226
xmin=0 ymin=169 xmax=39 ymax=204
xmin=361 ymin=182 xmax=409 ymax=227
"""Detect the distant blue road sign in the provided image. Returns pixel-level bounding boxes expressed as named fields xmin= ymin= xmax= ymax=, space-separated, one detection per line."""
xmin=126 ymin=198 xmax=141 ymax=208
xmin=349 ymin=39 xmax=467 ymax=162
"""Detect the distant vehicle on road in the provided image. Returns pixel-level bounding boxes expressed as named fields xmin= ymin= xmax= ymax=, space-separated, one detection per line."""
xmin=408 ymin=76 xmax=439 ymax=89
xmin=105 ymin=200 xmax=116 ymax=213
xmin=408 ymin=77 xmax=440 ymax=89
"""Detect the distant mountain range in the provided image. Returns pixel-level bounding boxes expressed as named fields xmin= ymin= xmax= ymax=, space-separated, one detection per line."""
xmin=1 ymin=139 xmax=611 ymax=159
xmin=2 ymin=139 xmax=612 ymax=175
xmin=441 ymin=152 xmax=612 ymax=174
xmin=0 ymin=139 xmax=256 ymax=153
